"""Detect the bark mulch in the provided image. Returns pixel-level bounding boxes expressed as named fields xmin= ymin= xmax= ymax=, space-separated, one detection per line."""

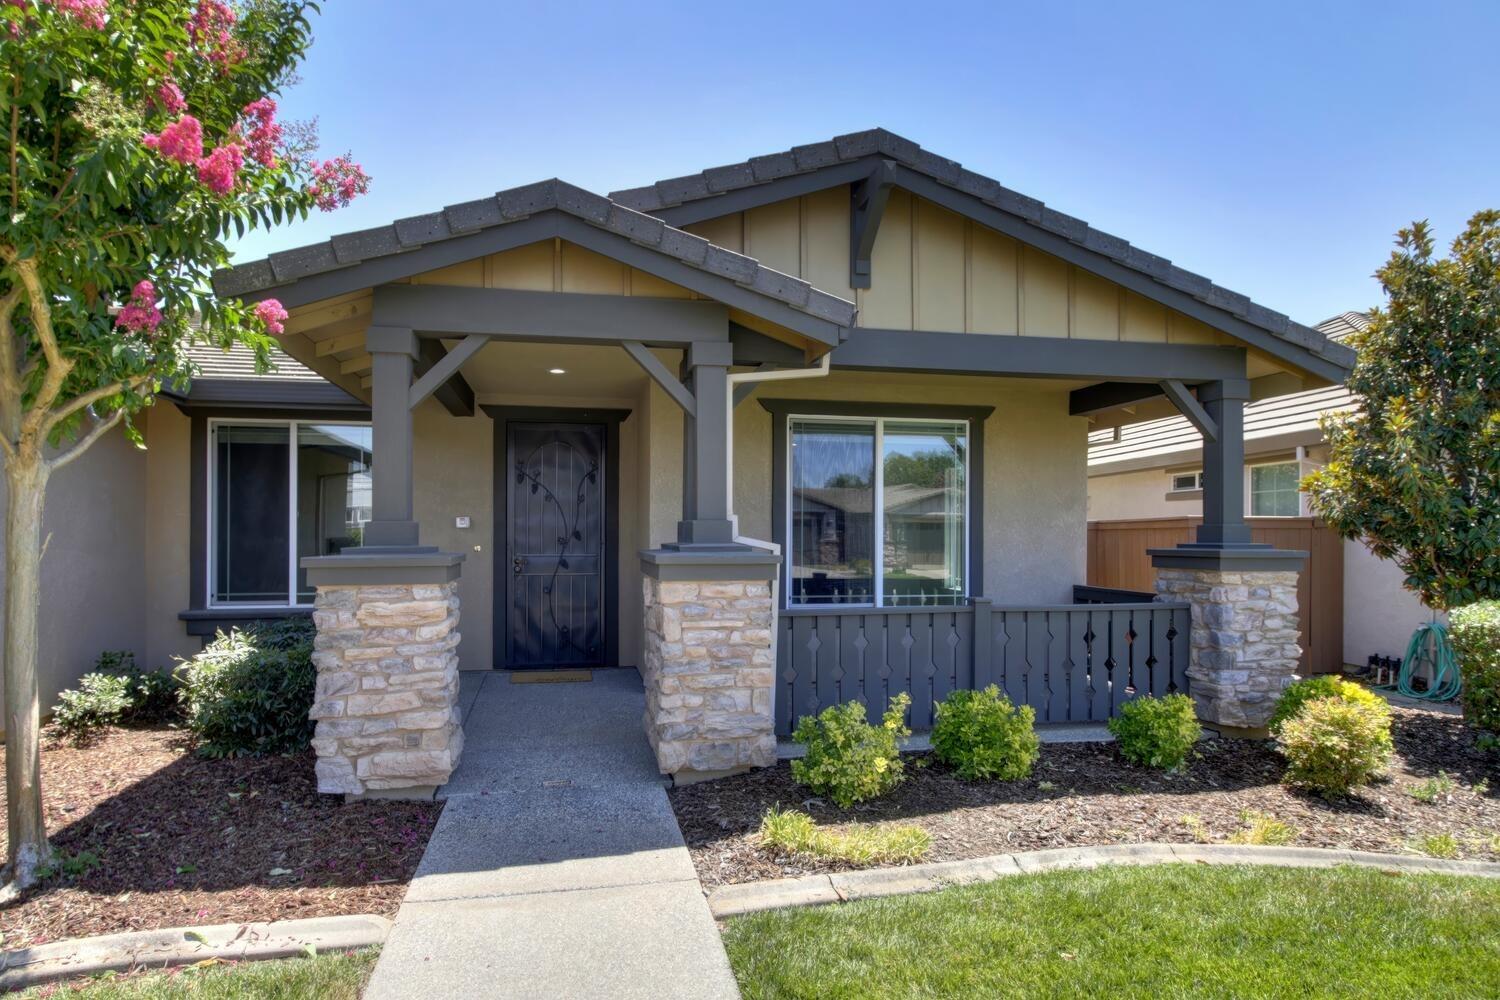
xmin=669 ymin=705 xmax=1500 ymax=889
xmin=0 ymin=726 xmax=441 ymax=950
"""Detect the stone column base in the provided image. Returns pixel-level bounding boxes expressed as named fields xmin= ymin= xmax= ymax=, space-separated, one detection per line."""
xmin=303 ymin=552 xmax=465 ymax=798
xmin=1151 ymin=546 xmax=1305 ymax=733
xmin=640 ymin=548 xmax=780 ymax=780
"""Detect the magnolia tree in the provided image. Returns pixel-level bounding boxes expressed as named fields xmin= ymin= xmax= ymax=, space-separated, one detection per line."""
xmin=1306 ymin=212 xmax=1500 ymax=612
xmin=0 ymin=0 xmax=366 ymax=894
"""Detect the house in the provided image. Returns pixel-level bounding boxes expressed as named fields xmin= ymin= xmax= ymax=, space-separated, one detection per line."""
xmin=15 ymin=130 xmax=1354 ymax=794
xmin=1086 ymin=311 xmax=1435 ymax=672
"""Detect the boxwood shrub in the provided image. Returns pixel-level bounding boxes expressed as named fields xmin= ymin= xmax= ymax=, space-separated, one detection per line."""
xmin=177 ymin=617 xmax=317 ymax=758
xmin=1107 ymin=693 xmax=1201 ymax=771
xmin=1453 ymin=600 xmax=1500 ymax=742
xmin=790 ymin=693 xmax=911 ymax=808
xmin=931 ymin=685 xmax=1040 ymax=780
xmin=1269 ymin=674 xmax=1388 ymax=736
xmin=1278 ymin=696 xmax=1393 ymax=796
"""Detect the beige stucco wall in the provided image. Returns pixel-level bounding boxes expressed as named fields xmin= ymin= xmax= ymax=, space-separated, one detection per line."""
xmin=1343 ymin=540 xmax=1438 ymax=665
xmin=0 ymin=419 xmax=149 ymax=716
xmin=1086 ymin=467 xmax=1199 ymax=521
xmin=143 ymin=402 xmax=198 ymax=670
xmin=730 ymin=374 xmax=1088 ymax=605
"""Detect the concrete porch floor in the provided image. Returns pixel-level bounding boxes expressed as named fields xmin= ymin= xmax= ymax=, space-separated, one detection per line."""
xmin=364 ymin=669 xmax=739 ymax=1000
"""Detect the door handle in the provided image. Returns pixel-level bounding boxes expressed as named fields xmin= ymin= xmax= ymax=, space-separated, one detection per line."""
xmin=512 ymin=556 xmax=526 ymax=575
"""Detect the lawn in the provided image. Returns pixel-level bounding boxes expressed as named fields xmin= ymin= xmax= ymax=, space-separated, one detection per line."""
xmin=13 ymin=948 xmax=376 ymax=998
xmin=722 ymin=864 xmax=1500 ymax=999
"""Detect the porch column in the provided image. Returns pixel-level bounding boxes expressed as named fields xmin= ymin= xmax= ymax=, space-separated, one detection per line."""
xmin=677 ymin=340 xmax=735 ymax=548
xmin=1149 ymin=376 xmax=1306 ymax=737
xmin=363 ymin=325 xmax=421 ymax=549
xmin=299 ymin=325 xmax=467 ymax=799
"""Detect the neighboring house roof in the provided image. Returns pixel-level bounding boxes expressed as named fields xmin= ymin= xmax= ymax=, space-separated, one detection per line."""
xmin=212 ymin=178 xmax=858 ymax=340
xmin=1088 ymin=313 xmax=1366 ymax=475
xmin=796 ymin=483 xmax=952 ymax=516
xmin=166 ymin=341 xmax=366 ymax=410
xmin=610 ymin=128 xmax=1355 ymax=375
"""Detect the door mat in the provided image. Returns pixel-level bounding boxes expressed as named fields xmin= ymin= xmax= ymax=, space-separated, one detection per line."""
xmin=509 ymin=670 xmax=593 ymax=684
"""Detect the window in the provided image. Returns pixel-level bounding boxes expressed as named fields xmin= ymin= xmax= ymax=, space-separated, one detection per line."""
xmin=1170 ymin=471 xmax=1202 ymax=492
xmin=1249 ymin=461 xmax=1301 ymax=517
xmin=210 ymin=420 xmax=373 ymax=606
xmin=789 ymin=416 xmax=967 ymax=607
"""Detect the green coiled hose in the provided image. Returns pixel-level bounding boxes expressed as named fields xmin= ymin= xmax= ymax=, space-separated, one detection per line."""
xmin=1383 ymin=620 xmax=1462 ymax=702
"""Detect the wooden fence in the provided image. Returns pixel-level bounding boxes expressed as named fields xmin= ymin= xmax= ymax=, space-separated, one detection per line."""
xmin=774 ymin=599 xmax=1191 ymax=736
xmin=1086 ymin=516 xmax=1344 ymax=674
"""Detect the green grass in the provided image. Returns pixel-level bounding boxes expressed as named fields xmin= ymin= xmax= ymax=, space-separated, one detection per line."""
xmin=723 ymin=865 xmax=1500 ymax=999
xmin=759 ymin=807 xmax=930 ymax=865
xmin=16 ymin=948 xmax=377 ymax=999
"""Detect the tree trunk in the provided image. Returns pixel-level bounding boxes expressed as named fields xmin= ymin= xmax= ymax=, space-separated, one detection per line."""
xmin=3 ymin=453 xmax=50 ymax=894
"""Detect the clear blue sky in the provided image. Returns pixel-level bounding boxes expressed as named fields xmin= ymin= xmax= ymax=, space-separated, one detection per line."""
xmin=229 ymin=0 xmax=1499 ymax=326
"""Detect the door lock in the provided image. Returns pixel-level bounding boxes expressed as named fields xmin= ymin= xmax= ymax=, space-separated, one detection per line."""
xmin=512 ymin=556 xmax=526 ymax=575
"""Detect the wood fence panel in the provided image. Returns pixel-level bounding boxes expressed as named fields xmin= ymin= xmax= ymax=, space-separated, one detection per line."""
xmin=1086 ymin=516 xmax=1345 ymax=674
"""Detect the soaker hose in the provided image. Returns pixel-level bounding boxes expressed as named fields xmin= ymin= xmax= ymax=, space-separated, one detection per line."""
xmin=1382 ymin=620 xmax=1462 ymax=702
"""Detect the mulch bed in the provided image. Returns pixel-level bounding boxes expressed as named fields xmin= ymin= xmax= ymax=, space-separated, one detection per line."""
xmin=0 ymin=726 xmax=441 ymax=949
xmin=670 ymin=705 xmax=1500 ymax=889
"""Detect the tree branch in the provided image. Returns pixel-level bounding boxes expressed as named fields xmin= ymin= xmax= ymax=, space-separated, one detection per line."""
xmin=41 ymin=375 xmax=150 ymax=436
xmin=46 ymin=408 xmax=124 ymax=472
xmin=11 ymin=257 xmax=72 ymax=433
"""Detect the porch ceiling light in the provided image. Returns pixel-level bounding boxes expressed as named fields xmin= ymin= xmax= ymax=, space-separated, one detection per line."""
xmin=548 ymin=367 xmax=566 ymax=375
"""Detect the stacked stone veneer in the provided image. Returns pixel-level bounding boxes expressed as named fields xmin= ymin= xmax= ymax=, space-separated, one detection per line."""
xmin=1155 ymin=567 xmax=1302 ymax=731
xmin=308 ymin=581 xmax=464 ymax=796
xmin=641 ymin=576 xmax=776 ymax=775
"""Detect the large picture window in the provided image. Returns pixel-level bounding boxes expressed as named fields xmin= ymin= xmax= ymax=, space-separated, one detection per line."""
xmin=210 ymin=420 xmax=373 ymax=606
xmin=789 ymin=416 xmax=968 ymax=607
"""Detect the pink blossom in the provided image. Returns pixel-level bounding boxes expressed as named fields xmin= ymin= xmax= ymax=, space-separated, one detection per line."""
xmin=307 ymin=155 xmax=370 ymax=212
xmin=240 ymin=98 xmax=281 ymax=167
xmin=142 ymin=114 xmax=203 ymax=165
xmin=187 ymin=1 xmax=244 ymax=66
xmin=50 ymin=0 xmax=105 ymax=29
xmin=254 ymin=298 xmax=288 ymax=336
xmin=153 ymin=81 xmax=186 ymax=116
xmin=115 ymin=280 xmax=162 ymax=335
xmin=195 ymin=142 xmax=244 ymax=195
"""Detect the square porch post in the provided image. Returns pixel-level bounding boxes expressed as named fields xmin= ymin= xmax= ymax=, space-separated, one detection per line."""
xmin=1150 ymin=377 xmax=1306 ymax=736
xmin=299 ymin=324 xmax=466 ymax=799
xmin=676 ymin=340 xmax=735 ymax=547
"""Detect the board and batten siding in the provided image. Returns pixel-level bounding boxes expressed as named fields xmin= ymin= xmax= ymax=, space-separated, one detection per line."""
xmin=685 ymin=186 xmax=1229 ymax=342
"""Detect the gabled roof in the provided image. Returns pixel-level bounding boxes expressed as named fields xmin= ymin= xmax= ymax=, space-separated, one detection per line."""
xmin=1088 ymin=312 xmax=1365 ymax=473
xmin=162 ymin=342 xmax=365 ymax=410
xmin=214 ymin=178 xmax=857 ymax=336
xmin=611 ymin=128 xmax=1355 ymax=376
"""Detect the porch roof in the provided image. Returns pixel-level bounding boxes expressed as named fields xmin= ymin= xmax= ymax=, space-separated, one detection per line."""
xmin=610 ymin=128 xmax=1356 ymax=383
xmin=213 ymin=178 xmax=857 ymax=348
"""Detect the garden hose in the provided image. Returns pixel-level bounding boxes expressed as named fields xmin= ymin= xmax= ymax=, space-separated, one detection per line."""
xmin=1381 ymin=620 xmax=1462 ymax=702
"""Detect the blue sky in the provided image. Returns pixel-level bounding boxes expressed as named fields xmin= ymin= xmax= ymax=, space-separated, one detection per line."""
xmin=229 ymin=1 xmax=1500 ymax=326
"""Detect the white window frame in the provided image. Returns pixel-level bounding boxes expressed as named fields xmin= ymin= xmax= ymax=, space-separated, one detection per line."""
xmin=206 ymin=417 xmax=372 ymax=610
xmin=1170 ymin=471 xmax=1202 ymax=492
xmin=785 ymin=414 xmax=971 ymax=609
xmin=1246 ymin=459 xmax=1303 ymax=518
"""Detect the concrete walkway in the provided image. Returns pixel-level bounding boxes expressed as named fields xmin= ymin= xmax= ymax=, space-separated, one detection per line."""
xmin=364 ymin=670 xmax=739 ymax=1000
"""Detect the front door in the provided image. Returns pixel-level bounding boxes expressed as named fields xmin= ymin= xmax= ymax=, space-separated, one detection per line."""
xmin=505 ymin=422 xmax=606 ymax=668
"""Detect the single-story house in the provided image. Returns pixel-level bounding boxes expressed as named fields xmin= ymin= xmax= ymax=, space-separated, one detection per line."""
xmin=11 ymin=130 xmax=1354 ymax=794
xmin=1086 ymin=310 xmax=1436 ymax=671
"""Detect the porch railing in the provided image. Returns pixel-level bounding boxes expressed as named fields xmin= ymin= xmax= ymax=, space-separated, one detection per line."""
xmin=774 ymin=594 xmax=1191 ymax=735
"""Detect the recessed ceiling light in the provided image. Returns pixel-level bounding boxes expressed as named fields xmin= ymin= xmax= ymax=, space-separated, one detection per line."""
xmin=548 ymin=368 xmax=566 ymax=375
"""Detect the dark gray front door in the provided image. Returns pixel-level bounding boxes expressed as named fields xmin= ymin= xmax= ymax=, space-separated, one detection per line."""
xmin=505 ymin=422 xmax=606 ymax=668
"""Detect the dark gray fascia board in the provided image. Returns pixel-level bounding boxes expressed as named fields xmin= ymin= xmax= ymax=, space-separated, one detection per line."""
xmin=640 ymin=159 xmax=878 ymax=228
xmin=833 ymin=328 xmax=1247 ymax=383
xmin=728 ymin=324 xmax=808 ymax=366
xmin=1070 ymin=381 xmax=1168 ymax=416
xmin=374 ymin=284 xmax=730 ymax=347
xmin=175 ymin=378 xmax=367 ymax=411
xmin=757 ymin=398 xmax=995 ymax=423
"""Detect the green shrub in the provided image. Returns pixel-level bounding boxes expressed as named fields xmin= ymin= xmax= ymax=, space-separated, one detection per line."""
xmin=1278 ymin=696 xmax=1393 ymax=796
xmin=51 ymin=673 xmax=132 ymax=741
xmin=931 ymin=685 xmax=1040 ymax=780
xmin=176 ymin=617 xmax=317 ymax=758
xmin=758 ymin=806 xmax=930 ymax=864
xmin=1107 ymin=693 xmax=1201 ymax=771
xmin=1227 ymin=810 xmax=1298 ymax=846
xmin=94 ymin=649 xmax=179 ymax=724
xmin=790 ymin=693 xmax=911 ymax=808
xmin=1453 ymin=600 xmax=1500 ymax=740
xmin=1269 ymin=674 xmax=1388 ymax=735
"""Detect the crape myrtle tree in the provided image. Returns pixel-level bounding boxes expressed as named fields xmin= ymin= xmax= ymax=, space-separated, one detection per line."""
xmin=0 ymin=0 xmax=367 ymax=895
xmin=1305 ymin=211 xmax=1500 ymax=612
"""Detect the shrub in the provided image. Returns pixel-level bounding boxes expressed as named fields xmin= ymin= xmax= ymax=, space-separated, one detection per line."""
xmin=758 ymin=807 xmax=930 ymax=864
xmin=931 ymin=685 xmax=1040 ymax=780
xmin=1107 ymin=693 xmax=1201 ymax=771
xmin=94 ymin=650 xmax=179 ymax=724
xmin=176 ymin=617 xmax=317 ymax=758
xmin=1278 ymin=696 xmax=1393 ymax=796
xmin=1269 ymin=674 xmax=1388 ymax=735
xmin=1227 ymin=810 xmax=1298 ymax=846
xmin=1453 ymin=600 xmax=1500 ymax=740
xmin=790 ymin=693 xmax=911 ymax=808
xmin=51 ymin=673 xmax=132 ymax=741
